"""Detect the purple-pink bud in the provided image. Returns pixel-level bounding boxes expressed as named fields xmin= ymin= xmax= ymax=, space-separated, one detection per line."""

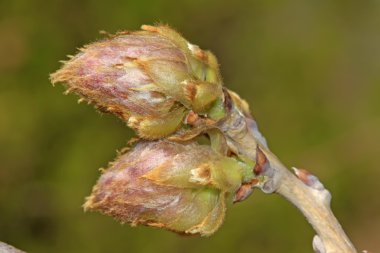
xmin=51 ymin=25 xmax=223 ymax=139
xmin=84 ymin=140 xmax=253 ymax=236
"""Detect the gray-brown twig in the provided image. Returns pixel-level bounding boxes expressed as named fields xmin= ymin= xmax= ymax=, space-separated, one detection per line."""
xmin=259 ymin=146 xmax=357 ymax=253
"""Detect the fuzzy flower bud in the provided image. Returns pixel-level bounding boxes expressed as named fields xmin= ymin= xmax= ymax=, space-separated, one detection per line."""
xmin=52 ymin=24 xmax=268 ymax=236
xmin=50 ymin=25 xmax=223 ymax=139
xmin=84 ymin=140 xmax=253 ymax=236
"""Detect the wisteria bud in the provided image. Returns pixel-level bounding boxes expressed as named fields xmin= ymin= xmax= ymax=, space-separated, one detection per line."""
xmin=50 ymin=25 xmax=223 ymax=139
xmin=84 ymin=140 xmax=254 ymax=236
xmin=52 ymin=24 xmax=269 ymax=236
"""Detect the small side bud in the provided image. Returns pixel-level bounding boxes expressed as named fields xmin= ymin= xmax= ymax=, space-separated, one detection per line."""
xmin=312 ymin=235 xmax=326 ymax=253
xmin=293 ymin=167 xmax=331 ymax=205
xmin=292 ymin=167 xmax=325 ymax=191
xmin=254 ymin=146 xmax=269 ymax=175
xmin=233 ymin=180 xmax=258 ymax=203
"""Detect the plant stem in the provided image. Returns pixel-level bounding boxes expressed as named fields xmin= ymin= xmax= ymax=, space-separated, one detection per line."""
xmin=260 ymin=147 xmax=357 ymax=253
xmin=222 ymin=94 xmax=358 ymax=252
xmin=0 ymin=242 xmax=25 ymax=253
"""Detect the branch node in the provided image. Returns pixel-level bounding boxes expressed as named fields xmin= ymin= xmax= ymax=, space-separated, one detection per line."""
xmin=313 ymin=235 xmax=326 ymax=253
xmin=292 ymin=167 xmax=332 ymax=206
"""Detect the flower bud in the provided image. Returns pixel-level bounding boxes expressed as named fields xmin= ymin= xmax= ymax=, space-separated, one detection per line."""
xmin=50 ymin=25 xmax=223 ymax=139
xmin=84 ymin=140 xmax=253 ymax=236
xmin=52 ymin=24 xmax=269 ymax=236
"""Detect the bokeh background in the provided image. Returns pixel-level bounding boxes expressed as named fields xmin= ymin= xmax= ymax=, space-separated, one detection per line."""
xmin=1 ymin=0 xmax=379 ymax=252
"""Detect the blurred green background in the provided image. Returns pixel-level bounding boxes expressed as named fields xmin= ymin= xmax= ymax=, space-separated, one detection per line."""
xmin=1 ymin=0 xmax=379 ymax=252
